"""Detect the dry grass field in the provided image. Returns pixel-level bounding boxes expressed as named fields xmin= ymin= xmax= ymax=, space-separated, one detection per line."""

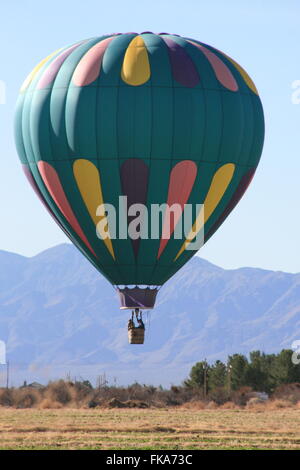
xmin=0 ymin=407 xmax=300 ymax=450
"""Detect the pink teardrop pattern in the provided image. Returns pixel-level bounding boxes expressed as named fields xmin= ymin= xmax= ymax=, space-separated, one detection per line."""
xmin=188 ymin=41 xmax=238 ymax=91
xmin=37 ymin=42 xmax=84 ymax=89
xmin=73 ymin=36 xmax=116 ymax=86
xmin=157 ymin=160 xmax=197 ymax=259
xmin=38 ymin=161 xmax=97 ymax=257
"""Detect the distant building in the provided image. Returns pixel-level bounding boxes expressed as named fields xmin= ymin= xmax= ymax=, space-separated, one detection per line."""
xmin=21 ymin=381 xmax=44 ymax=389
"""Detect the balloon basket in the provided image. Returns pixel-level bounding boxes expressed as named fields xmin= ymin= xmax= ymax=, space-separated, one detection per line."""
xmin=128 ymin=327 xmax=145 ymax=344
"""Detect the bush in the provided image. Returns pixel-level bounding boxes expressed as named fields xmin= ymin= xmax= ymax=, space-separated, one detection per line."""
xmin=73 ymin=381 xmax=93 ymax=403
xmin=14 ymin=388 xmax=40 ymax=408
xmin=208 ymin=386 xmax=229 ymax=405
xmin=272 ymin=383 xmax=300 ymax=404
xmin=0 ymin=388 xmax=14 ymax=407
xmin=46 ymin=380 xmax=73 ymax=405
xmin=231 ymin=387 xmax=254 ymax=406
xmin=267 ymin=399 xmax=292 ymax=409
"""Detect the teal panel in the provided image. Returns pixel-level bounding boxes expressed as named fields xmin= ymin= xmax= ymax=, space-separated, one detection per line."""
xmin=237 ymin=93 xmax=254 ymax=165
xmin=218 ymin=90 xmax=244 ymax=164
xmin=100 ymin=34 xmax=135 ymax=87
xmin=133 ymin=86 xmax=152 ymax=159
xmin=97 ymin=86 xmax=119 ymax=159
xmin=201 ymin=89 xmax=223 ymax=163
xmin=14 ymin=95 xmax=27 ymax=164
xmin=172 ymin=87 xmax=193 ymax=159
xmin=117 ymin=86 xmax=135 ymax=159
xmin=250 ymin=95 xmax=265 ymax=167
xmin=150 ymin=87 xmax=173 ymax=159
xmin=65 ymin=87 xmax=98 ymax=158
xmin=142 ymin=34 xmax=173 ymax=87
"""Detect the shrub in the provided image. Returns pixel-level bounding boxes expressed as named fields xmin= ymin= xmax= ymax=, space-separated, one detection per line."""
xmin=272 ymin=383 xmax=300 ymax=404
xmin=0 ymin=388 xmax=14 ymax=407
xmin=45 ymin=380 xmax=73 ymax=405
xmin=267 ymin=399 xmax=292 ymax=409
xmin=231 ymin=387 xmax=254 ymax=406
xmin=14 ymin=388 xmax=40 ymax=408
xmin=208 ymin=386 xmax=228 ymax=405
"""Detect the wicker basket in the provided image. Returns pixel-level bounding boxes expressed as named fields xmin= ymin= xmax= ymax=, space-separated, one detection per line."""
xmin=128 ymin=327 xmax=145 ymax=344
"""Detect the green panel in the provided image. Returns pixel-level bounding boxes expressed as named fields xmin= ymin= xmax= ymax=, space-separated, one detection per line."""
xmin=20 ymin=90 xmax=37 ymax=164
xmin=28 ymin=90 xmax=52 ymax=163
xmin=238 ymin=93 xmax=254 ymax=165
xmin=218 ymin=90 xmax=244 ymax=164
xmin=14 ymin=95 xmax=27 ymax=164
xmin=172 ymin=87 xmax=193 ymax=159
xmin=65 ymin=87 xmax=98 ymax=158
xmin=100 ymin=34 xmax=135 ymax=87
xmin=150 ymin=87 xmax=173 ymax=159
xmin=51 ymin=39 xmax=103 ymax=160
xmin=201 ymin=89 xmax=223 ymax=163
xmin=50 ymin=86 xmax=73 ymax=159
xmin=250 ymin=95 xmax=265 ymax=167
xmin=142 ymin=34 xmax=173 ymax=87
xmin=20 ymin=48 xmax=69 ymax=164
xmin=97 ymin=86 xmax=119 ymax=159
xmin=117 ymin=87 xmax=135 ymax=159
xmin=133 ymin=86 xmax=152 ymax=158
xmin=117 ymin=85 xmax=152 ymax=160
xmin=189 ymin=88 xmax=206 ymax=160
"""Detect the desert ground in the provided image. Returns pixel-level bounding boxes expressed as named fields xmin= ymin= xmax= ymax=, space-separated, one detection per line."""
xmin=0 ymin=407 xmax=300 ymax=450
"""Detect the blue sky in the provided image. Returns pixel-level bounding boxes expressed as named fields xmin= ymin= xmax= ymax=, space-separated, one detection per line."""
xmin=0 ymin=0 xmax=300 ymax=272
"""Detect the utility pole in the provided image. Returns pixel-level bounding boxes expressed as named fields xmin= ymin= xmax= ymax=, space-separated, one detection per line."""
xmin=227 ymin=362 xmax=232 ymax=397
xmin=203 ymin=359 xmax=207 ymax=400
xmin=6 ymin=360 xmax=9 ymax=389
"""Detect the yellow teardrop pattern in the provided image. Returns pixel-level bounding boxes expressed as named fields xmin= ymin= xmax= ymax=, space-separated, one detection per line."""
xmin=174 ymin=163 xmax=235 ymax=260
xmin=121 ymin=36 xmax=151 ymax=86
xmin=73 ymin=159 xmax=115 ymax=260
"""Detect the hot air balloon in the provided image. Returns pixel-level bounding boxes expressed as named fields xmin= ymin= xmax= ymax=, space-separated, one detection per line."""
xmin=15 ymin=33 xmax=264 ymax=343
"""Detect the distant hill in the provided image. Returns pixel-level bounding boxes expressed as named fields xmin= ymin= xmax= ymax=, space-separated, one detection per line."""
xmin=0 ymin=244 xmax=299 ymax=387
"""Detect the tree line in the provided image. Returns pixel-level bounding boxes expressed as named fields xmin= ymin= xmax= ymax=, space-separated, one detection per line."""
xmin=184 ymin=349 xmax=300 ymax=395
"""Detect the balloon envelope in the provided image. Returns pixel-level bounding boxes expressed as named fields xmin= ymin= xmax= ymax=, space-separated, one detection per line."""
xmin=15 ymin=33 xmax=264 ymax=308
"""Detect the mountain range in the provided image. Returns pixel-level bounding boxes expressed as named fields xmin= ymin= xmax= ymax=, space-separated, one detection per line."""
xmin=0 ymin=244 xmax=299 ymax=387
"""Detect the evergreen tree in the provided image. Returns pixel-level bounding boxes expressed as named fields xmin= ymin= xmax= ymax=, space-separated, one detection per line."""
xmin=225 ymin=354 xmax=249 ymax=390
xmin=184 ymin=360 xmax=209 ymax=389
xmin=208 ymin=360 xmax=227 ymax=389
xmin=271 ymin=349 xmax=300 ymax=387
